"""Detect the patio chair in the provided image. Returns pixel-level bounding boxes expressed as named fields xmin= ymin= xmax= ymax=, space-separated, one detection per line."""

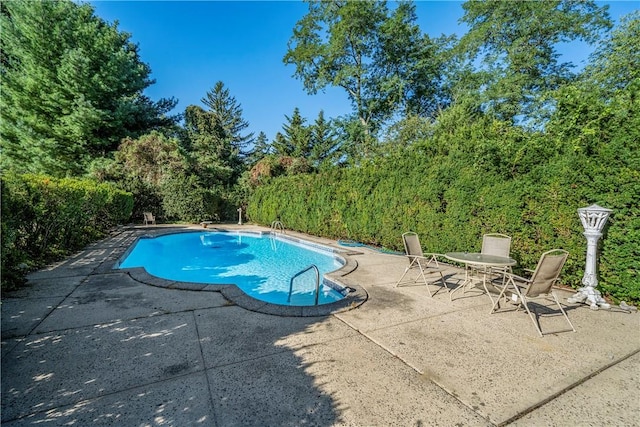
xmin=482 ymin=233 xmax=512 ymax=258
xmin=143 ymin=212 xmax=156 ymax=226
xmin=477 ymin=233 xmax=512 ymax=286
xmin=395 ymin=232 xmax=448 ymax=297
xmin=491 ymin=249 xmax=576 ymax=336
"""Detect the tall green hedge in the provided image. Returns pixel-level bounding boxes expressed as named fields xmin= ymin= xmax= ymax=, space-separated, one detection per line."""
xmin=1 ymin=173 xmax=133 ymax=289
xmin=247 ymin=131 xmax=639 ymax=304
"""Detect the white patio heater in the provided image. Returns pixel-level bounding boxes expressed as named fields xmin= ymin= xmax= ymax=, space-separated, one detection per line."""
xmin=567 ymin=204 xmax=612 ymax=310
xmin=237 ymin=207 xmax=243 ymax=225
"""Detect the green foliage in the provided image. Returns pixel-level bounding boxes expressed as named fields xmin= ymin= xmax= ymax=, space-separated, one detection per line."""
xmin=94 ymin=131 xmax=186 ymax=221
xmin=284 ymin=0 xmax=449 ymax=140
xmin=159 ymin=175 xmax=224 ymax=223
xmin=266 ymin=109 xmax=343 ymax=171
xmin=309 ymin=110 xmax=341 ymax=168
xmin=267 ymin=108 xmax=340 ymax=171
xmin=1 ymin=173 xmax=133 ymax=290
xmin=248 ymin=155 xmax=312 ymax=187
xmin=115 ymin=132 xmax=187 ymax=186
xmin=540 ymin=11 xmax=640 ymax=302
xmin=273 ymin=107 xmax=311 ymax=157
xmin=173 ymin=81 xmax=255 ymax=221
xmin=0 ymin=0 xmax=177 ymax=176
xmin=183 ymin=81 xmax=253 ymax=188
xmin=245 ymin=132 xmax=271 ymax=167
xmin=113 ymin=178 xmax=164 ymax=225
xmin=100 ymin=80 xmax=253 ymax=224
xmin=456 ymin=0 xmax=611 ymax=123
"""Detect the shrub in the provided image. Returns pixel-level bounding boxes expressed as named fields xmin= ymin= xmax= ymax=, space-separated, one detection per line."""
xmin=247 ymin=141 xmax=639 ymax=305
xmin=160 ymin=175 xmax=225 ymax=223
xmin=1 ymin=173 xmax=133 ymax=290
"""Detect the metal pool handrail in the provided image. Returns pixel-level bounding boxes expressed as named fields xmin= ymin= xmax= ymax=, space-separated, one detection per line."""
xmin=271 ymin=220 xmax=285 ymax=234
xmin=287 ymin=264 xmax=320 ymax=305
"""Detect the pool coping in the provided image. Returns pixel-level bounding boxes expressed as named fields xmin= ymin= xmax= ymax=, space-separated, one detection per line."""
xmin=114 ymin=228 xmax=368 ymax=317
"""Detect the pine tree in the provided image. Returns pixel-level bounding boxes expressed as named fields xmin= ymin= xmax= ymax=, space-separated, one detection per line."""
xmin=309 ymin=111 xmax=340 ymax=168
xmin=0 ymin=0 xmax=177 ymax=176
xmin=246 ymin=132 xmax=271 ymax=167
xmin=183 ymin=81 xmax=254 ymax=187
xmin=270 ymin=132 xmax=292 ymax=157
xmin=281 ymin=107 xmax=311 ymax=158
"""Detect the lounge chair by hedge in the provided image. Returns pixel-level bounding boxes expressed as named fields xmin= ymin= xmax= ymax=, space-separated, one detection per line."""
xmin=395 ymin=232 xmax=448 ymax=297
xmin=143 ymin=212 xmax=156 ymax=226
xmin=491 ymin=249 xmax=576 ymax=336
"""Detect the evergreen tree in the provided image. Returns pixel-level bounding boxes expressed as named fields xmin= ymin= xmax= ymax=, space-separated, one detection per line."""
xmin=0 ymin=0 xmax=177 ymax=176
xmin=201 ymin=81 xmax=254 ymax=158
xmin=271 ymin=132 xmax=292 ymax=157
xmin=183 ymin=81 xmax=253 ymax=187
xmin=246 ymin=131 xmax=271 ymax=167
xmin=309 ymin=110 xmax=340 ymax=168
xmin=281 ymin=107 xmax=311 ymax=157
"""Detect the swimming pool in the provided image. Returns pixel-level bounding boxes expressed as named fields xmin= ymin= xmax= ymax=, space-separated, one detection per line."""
xmin=117 ymin=231 xmax=347 ymax=306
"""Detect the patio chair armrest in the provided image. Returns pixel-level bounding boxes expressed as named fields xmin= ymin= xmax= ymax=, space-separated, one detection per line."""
xmin=423 ymin=252 xmax=444 ymax=259
xmin=413 ymin=254 xmax=442 ymax=267
xmin=502 ymin=271 xmax=531 ymax=286
xmin=413 ymin=254 xmax=437 ymax=261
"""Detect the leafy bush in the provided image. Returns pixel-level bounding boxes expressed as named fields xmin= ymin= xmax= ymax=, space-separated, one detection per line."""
xmin=160 ymin=175 xmax=226 ymax=223
xmin=1 ymin=173 xmax=133 ymax=290
xmin=117 ymin=178 xmax=164 ymax=224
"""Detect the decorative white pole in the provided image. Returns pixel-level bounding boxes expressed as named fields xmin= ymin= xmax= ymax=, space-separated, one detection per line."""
xmin=567 ymin=204 xmax=612 ymax=310
xmin=237 ymin=207 xmax=243 ymax=225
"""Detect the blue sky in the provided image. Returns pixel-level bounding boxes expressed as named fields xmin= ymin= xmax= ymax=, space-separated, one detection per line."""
xmin=90 ymin=1 xmax=638 ymax=142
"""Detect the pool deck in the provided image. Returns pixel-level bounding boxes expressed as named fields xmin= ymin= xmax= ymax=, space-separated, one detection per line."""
xmin=2 ymin=224 xmax=639 ymax=426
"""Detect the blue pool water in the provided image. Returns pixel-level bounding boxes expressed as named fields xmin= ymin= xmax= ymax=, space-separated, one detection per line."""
xmin=118 ymin=232 xmax=346 ymax=306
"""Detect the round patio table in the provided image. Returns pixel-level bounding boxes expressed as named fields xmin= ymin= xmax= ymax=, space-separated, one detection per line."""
xmin=445 ymin=252 xmax=517 ymax=304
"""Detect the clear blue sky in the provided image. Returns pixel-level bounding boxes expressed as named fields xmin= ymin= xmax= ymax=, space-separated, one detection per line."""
xmin=90 ymin=1 xmax=638 ymax=142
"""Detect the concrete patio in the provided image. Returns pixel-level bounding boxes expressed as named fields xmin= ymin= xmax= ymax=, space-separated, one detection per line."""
xmin=2 ymin=224 xmax=639 ymax=426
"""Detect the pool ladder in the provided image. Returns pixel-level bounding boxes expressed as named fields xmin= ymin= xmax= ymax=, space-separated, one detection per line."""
xmin=271 ymin=220 xmax=285 ymax=234
xmin=287 ymin=264 xmax=320 ymax=305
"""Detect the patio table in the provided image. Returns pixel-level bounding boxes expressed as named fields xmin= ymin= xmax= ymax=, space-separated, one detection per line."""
xmin=445 ymin=252 xmax=517 ymax=305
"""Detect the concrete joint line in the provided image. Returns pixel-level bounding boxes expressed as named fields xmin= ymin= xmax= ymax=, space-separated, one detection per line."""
xmin=24 ymin=275 xmax=91 ymax=337
xmin=192 ymin=310 xmax=220 ymax=427
xmin=334 ymin=314 xmax=498 ymax=425
xmin=497 ymin=347 xmax=640 ymax=427
xmin=21 ymin=307 xmax=213 ymax=338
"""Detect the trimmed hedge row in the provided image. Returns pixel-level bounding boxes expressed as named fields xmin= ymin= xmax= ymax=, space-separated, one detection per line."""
xmin=247 ymin=143 xmax=639 ymax=305
xmin=1 ymin=173 xmax=133 ymax=289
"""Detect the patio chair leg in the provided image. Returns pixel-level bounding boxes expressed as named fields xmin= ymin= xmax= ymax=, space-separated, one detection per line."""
xmin=395 ymin=267 xmax=410 ymax=288
xmin=552 ymin=291 xmax=577 ymax=333
xmin=521 ymin=299 xmax=544 ymax=337
xmin=416 ymin=264 xmax=434 ymax=297
xmin=490 ymin=277 xmax=515 ymax=314
xmin=396 ymin=258 xmax=418 ymax=287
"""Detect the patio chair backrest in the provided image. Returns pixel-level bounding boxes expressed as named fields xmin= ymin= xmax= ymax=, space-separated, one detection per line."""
xmin=482 ymin=233 xmax=511 ymax=258
xmin=526 ymin=249 xmax=569 ymax=297
xmin=402 ymin=232 xmax=424 ymax=262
